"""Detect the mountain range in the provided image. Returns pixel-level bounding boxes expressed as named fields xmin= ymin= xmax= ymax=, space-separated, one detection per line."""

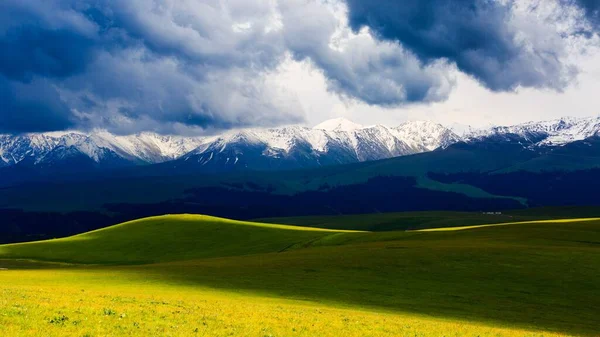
xmin=2 ymin=115 xmax=600 ymax=242
xmin=2 ymin=115 xmax=599 ymax=174
xmin=0 ymin=118 xmax=460 ymax=171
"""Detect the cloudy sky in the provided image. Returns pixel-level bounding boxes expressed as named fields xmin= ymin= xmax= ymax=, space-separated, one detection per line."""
xmin=1 ymin=0 xmax=599 ymax=135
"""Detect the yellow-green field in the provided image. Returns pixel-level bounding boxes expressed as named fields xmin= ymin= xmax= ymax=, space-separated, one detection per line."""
xmin=1 ymin=214 xmax=599 ymax=336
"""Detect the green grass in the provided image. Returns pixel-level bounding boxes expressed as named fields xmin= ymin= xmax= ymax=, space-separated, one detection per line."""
xmin=1 ymin=271 xmax=567 ymax=337
xmin=1 ymin=215 xmax=599 ymax=336
xmin=417 ymin=217 xmax=600 ymax=232
xmin=256 ymin=207 xmax=600 ymax=231
xmin=0 ymin=214 xmax=359 ymax=264
xmin=255 ymin=210 xmax=556 ymax=231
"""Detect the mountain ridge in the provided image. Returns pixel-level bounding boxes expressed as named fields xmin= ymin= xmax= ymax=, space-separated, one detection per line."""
xmin=1 ymin=115 xmax=599 ymax=173
xmin=0 ymin=120 xmax=460 ymax=170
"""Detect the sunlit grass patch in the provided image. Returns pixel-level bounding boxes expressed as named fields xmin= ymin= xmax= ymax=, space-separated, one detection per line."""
xmin=1 ymin=215 xmax=599 ymax=336
xmin=416 ymin=218 xmax=600 ymax=232
xmin=0 ymin=269 xmax=573 ymax=337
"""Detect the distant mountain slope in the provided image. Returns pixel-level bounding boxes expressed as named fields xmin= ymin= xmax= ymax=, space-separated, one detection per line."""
xmin=393 ymin=120 xmax=461 ymax=152
xmin=5 ymin=134 xmax=600 ymax=213
xmin=0 ymin=131 xmax=205 ymax=167
xmin=0 ymin=133 xmax=60 ymax=165
xmin=466 ymin=116 xmax=600 ymax=146
xmin=2 ymin=133 xmax=600 ymax=230
xmin=2 ymin=115 xmax=600 ymax=186
xmin=482 ymin=136 xmax=600 ymax=173
xmin=175 ymin=123 xmax=449 ymax=172
xmin=0 ymin=214 xmax=350 ymax=264
xmin=0 ymin=119 xmax=461 ymax=175
xmin=158 ymin=120 xmax=464 ymax=172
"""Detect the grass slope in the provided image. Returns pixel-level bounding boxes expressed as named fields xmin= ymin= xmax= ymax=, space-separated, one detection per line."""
xmin=1 ymin=271 xmax=567 ymax=337
xmin=255 ymin=210 xmax=552 ymax=231
xmin=0 ymin=214 xmax=358 ymax=264
xmin=417 ymin=217 xmax=600 ymax=232
xmin=257 ymin=207 xmax=600 ymax=231
xmin=1 ymin=215 xmax=600 ymax=336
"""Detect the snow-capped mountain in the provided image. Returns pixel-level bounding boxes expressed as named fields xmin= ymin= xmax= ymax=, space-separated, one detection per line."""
xmin=0 ymin=133 xmax=61 ymax=165
xmin=464 ymin=116 xmax=600 ymax=146
xmin=0 ymin=131 xmax=205 ymax=168
xmin=73 ymin=131 xmax=205 ymax=164
xmin=2 ymin=115 xmax=599 ymax=174
xmin=392 ymin=121 xmax=461 ymax=152
xmin=176 ymin=119 xmax=460 ymax=171
xmin=0 ymin=118 xmax=459 ymax=172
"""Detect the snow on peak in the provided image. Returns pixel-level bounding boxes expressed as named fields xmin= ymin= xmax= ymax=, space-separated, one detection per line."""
xmin=391 ymin=120 xmax=461 ymax=152
xmin=0 ymin=119 xmax=463 ymax=168
xmin=4 ymin=115 xmax=599 ymax=169
xmin=313 ymin=118 xmax=364 ymax=132
xmin=88 ymin=131 xmax=205 ymax=162
xmin=465 ymin=115 xmax=600 ymax=146
xmin=203 ymin=119 xmax=459 ymax=160
xmin=537 ymin=116 xmax=600 ymax=145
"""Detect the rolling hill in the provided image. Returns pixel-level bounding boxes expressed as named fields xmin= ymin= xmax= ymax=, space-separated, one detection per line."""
xmin=254 ymin=210 xmax=562 ymax=231
xmin=0 ymin=215 xmax=360 ymax=264
xmin=1 ymin=214 xmax=599 ymax=336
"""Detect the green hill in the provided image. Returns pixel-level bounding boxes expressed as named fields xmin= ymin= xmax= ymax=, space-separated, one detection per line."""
xmin=256 ymin=207 xmax=600 ymax=231
xmin=1 ymin=215 xmax=599 ymax=336
xmin=255 ymin=210 xmax=548 ymax=231
xmin=0 ymin=215 xmax=361 ymax=264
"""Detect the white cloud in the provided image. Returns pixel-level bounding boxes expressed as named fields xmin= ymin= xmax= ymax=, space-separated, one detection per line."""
xmin=272 ymin=42 xmax=600 ymax=129
xmin=1 ymin=0 xmax=599 ymax=133
xmin=270 ymin=0 xmax=600 ymax=128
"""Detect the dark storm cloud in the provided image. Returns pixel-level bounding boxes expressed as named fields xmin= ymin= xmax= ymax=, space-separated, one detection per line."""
xmin=0 ymin=27 xmax=95 ymax=82
xmin=0 ymin=76 xmax=75 ymax=133
xmin=0 ymin=0 xmax=591 ymax=134
xmin=571 ymin=0 xmax=600 ymax=28
xmin=345 ymin=0 xmax=575 ymax=91
xmin=279 ymin=0 xmax=455 ymax=106
xmin=0 ymin=0 xmax=98 ymax=132
xmin=0 ymin=0 xmax=300 ymax=134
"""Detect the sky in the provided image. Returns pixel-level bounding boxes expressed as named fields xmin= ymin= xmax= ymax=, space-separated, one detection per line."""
xmin=1 ymin=0 xmax=599 ymax=135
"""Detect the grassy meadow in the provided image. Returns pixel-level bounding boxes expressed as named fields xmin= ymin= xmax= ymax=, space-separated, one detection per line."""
xmin=255 ymin=207 xmax=600 ymax=231
xmin=255 ymin=210 xmax=544 ymax=231
xmin=1 ymin=214 xmax=599 ymax=336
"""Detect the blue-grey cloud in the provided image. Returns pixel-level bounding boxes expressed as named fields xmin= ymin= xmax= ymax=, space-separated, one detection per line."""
xmin=0 ymin=0 xmax=591 ymax=134
xmin=572 ymin=0 xmax=600 ymax=29
xmin=0 ymin=0 xmax=300 ymax=134
xmin=279 ymin=0 xmax=455 ymax=106
xmin=0 ymin=76 xmax=75 ymax=133
xmin=0 ymin=27 xmax=95 ymax=82
xmin=345 ymin=0 xmax=576 ymax=91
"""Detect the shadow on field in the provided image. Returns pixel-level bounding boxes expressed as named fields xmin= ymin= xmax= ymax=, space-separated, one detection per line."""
xmin=3 ymin=220 xmax=600 ymax=336
xmin=125 ymin=222 xmax=600 ymax=336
